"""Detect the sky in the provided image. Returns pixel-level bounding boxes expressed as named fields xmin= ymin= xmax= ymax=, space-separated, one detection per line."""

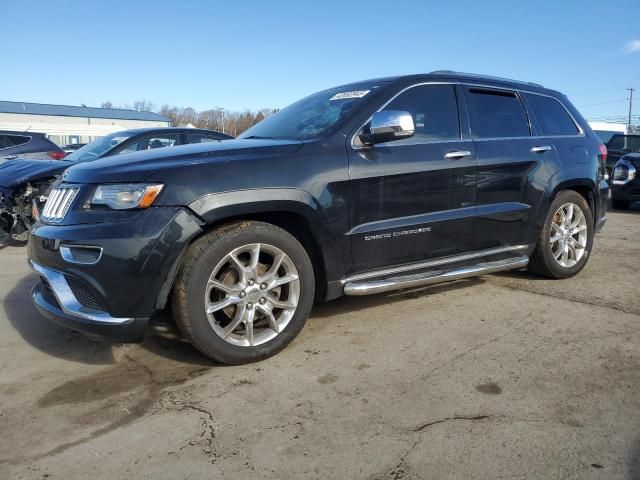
xmin=2 ymin=0 xmax=639 ymax=123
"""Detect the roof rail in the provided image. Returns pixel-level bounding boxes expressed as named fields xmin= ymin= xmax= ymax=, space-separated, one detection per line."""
xmin=429 ymin=70 xmax=544 ymax=88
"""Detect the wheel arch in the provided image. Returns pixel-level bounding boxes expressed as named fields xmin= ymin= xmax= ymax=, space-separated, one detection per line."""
xmin=539 ymin=176 xmax=599 ymax=229
xmin=186 ymin=188 xmax=344 ymax=302
xmin=551 ymin=179 xmax=597 ymax=226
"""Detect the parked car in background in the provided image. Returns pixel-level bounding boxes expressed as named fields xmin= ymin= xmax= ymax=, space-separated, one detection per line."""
xmin=0 ymin=130 xmax=65 ymax=160
xmin=611 ymin=154 xmax=639 ymax=209
xmin=589 ymin=121 xmax=631 ymax=144
xmin=0 ymin=127 xmax=231 ymax=240
xmin=61 ymin=143 xmax=87 ymax=154
xmin=604 ymin=134 xmax=640 ymax=175
xmin=27 ymin=71 xmax=608 ymax=364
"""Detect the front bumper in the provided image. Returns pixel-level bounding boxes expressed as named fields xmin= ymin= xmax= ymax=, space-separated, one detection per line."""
xmin=612 ymin=179 xmax=640 ymax=203
xmin=27 ymin=206 xmax=203 ymax=341
xmin=30 ymin=260 xmax=148 ymax=342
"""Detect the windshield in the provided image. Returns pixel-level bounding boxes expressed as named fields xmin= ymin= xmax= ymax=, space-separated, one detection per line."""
xmin=239 ymin=82 xmax=384 ymax=141
xmin=64 ymin=131 xmax=136 ymax=162
xmin=606 ymin=134 xmax=640 ymax=153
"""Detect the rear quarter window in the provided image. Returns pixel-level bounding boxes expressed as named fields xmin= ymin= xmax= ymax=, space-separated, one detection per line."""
xmin=0 ymin=134 xmax=31 ymax=150
xmin=524 ymin=94 xmax=580 ymax=136
xmin=186 ymin=133 xmax=223 ymax=144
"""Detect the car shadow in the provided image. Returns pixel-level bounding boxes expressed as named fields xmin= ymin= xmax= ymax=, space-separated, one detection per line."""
xmin=629 ymin=436 xmax=640 ymax=480
xmin=6 ymin=270 xmax=487 ymax=366
xmin=491 ymin=269 xmax=549 ymax=282
xmin=608 ymin=199 xmax=640 ymax=215
xmin=4 ymin=273 xmax=213 ymax=367
xmin=0 ymin=235 xmax=27 ymax=251
xmin=311 ymin=277 xmax=485 ymax=319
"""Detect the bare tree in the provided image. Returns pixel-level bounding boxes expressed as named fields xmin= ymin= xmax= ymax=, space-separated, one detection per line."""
xmin=132 ymin=100 xmax=156 ymax=112
xmin=103 ymin=100 xmax=276 ymax=136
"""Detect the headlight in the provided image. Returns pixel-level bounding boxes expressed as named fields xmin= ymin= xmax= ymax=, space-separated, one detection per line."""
xmin=90 ymin=183 xmax=164 ymax=210
xmin=612 ymin=160 xmax=636 ymax=185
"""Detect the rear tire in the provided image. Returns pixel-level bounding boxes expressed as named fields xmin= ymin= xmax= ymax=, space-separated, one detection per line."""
xmin=528 ymin=190 xmax=594 ymax=279
xmin=611 ymin=198 xmax=630 ymax=210
xmin=172 ymin=221 xmax=315 ymax=364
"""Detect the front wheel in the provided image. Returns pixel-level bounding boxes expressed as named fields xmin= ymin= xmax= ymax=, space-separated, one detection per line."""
xmin=172 ymin=221 xmax=315 ymax=364
xmin=528 ymin=190 xmax=594 ymax=279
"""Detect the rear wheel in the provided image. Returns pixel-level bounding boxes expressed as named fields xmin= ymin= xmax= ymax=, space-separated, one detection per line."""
xmin=529 ymin=190 xmax=594 ymax=279
xmin=172 ymin=221 xmax=315 ymax=364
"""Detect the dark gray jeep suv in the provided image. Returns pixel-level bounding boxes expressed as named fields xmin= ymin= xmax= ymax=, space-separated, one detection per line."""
xmin=27 ymin=71 xmax=609 ymax=364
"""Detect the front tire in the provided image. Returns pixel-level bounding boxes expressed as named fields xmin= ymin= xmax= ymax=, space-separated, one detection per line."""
xmin=172 ymin=221 xmax=315 ymax=364
xmin=528 ymin=190 xmax=594 ymax=279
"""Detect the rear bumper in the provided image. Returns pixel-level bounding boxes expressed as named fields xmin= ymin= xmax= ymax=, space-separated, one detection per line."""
xmin=30 ymin=260 xmax=148 ymax=342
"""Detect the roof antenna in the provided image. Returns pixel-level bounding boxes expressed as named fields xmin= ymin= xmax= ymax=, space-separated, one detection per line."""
xmin=24 ymin=125 xmax=32 ymax=132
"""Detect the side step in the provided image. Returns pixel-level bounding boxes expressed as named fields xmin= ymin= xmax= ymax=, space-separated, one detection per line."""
xmin=343 ymin=256 xmax=529 ymax=296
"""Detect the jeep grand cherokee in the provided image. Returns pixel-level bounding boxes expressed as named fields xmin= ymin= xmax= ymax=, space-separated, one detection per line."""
xmin=28 ymin=71 xmax=609 ymax=364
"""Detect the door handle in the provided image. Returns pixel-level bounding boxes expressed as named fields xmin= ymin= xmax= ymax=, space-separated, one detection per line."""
xmin=531 ymin=145 xmax=552 ymax=153
xmin=444 ymin=150 xmax=472 ymax=159
xmin=4 ymin=155 xmax=18 ymax=160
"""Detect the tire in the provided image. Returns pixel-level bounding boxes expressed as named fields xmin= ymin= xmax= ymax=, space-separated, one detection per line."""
xmin=528 ymin=190 xmax=594 ymax=279
xmin=172 ymin=221 xmax=315 ymax=364
xmin=612 ymin=198 xmax=630 ymax=210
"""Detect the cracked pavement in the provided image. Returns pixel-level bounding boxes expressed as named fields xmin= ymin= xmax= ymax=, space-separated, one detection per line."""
xmin=1 ymin=204 xmax=639 ymax=479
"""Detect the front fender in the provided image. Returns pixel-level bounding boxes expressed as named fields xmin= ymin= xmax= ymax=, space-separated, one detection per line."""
xmin=188 ymin=188 xmax=349 ymax=291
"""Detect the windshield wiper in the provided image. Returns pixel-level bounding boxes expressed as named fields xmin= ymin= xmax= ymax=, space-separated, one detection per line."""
xmin=242 ymin=135 xmax=274 ymax=140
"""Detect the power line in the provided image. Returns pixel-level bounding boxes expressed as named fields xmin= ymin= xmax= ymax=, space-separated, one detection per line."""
xmin=565 ymin=85 xmax=640 ymax=95
xmin=576 ymin=99 xmax=628 ymax=108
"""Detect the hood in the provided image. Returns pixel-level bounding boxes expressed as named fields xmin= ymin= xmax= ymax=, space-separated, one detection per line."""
xmin=0 ymin=158 xmax=70 ymax=189
xmin=62 ymin=138 xmax=304 ymax=184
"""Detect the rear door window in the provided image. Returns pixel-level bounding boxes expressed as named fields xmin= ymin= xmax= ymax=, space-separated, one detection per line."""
xmin=466 ymin=88 xmax=530 ymax=138
xmin=524 ymin=94 xmax=580 ymax=136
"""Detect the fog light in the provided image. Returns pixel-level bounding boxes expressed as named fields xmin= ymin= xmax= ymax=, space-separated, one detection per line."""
xmin=60 ymin=245 xmax=103 ymax=265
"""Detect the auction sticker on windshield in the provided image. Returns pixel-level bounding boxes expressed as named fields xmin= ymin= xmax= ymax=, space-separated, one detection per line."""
xmin=330 ymin=90 xmax=370 ymax=100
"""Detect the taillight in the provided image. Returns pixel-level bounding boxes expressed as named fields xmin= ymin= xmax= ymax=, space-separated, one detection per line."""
xmin=598 ymin=144 xmax=607 ymax=163
xmin=47 ymin=151 xmax=66 ymax=160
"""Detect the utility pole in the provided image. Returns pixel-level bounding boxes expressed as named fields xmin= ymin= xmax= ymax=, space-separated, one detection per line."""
xmin=628 ymin=87 xmax=635 ymax=127
xmin=214 ymin=107 xmax=225 ymax=134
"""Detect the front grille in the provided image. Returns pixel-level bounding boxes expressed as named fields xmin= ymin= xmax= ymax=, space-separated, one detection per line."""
xmin=41 ymin=185 xmax=79 ymax=223
xmin=66 ymin=277 xmax=104 ymax=311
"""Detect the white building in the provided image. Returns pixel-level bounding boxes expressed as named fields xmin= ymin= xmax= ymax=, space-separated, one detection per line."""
xmin=0 ymin=100 xmax=171 ymax=146
xmin=588 ymin=121 xmax=632 ymax=143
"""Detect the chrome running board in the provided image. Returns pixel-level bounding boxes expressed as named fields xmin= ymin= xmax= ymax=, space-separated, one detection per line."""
xmin=343 ymin=255 xmax=529 ymax=296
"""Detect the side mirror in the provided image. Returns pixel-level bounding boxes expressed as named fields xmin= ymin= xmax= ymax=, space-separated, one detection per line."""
xmin=359 ymin=110 xmax=415 ymax=146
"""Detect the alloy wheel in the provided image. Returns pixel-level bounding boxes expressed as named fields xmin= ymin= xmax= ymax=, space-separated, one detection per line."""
xmin=549 ymin=202 xmax=588 ymax=268
xmin=204 ymin=243 xmax=300 ymax=347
